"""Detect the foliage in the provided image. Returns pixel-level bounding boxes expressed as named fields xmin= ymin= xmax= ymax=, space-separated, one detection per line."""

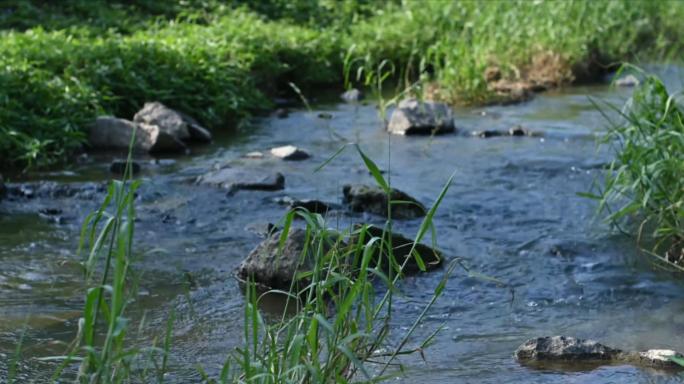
xmin=592 ymin=70 xmax=684 ymax=268
xmin=1 ymin=0 xmax=684 ymax=169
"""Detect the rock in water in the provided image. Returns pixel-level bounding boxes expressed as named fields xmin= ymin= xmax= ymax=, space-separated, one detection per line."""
xmin=515 ymin=336 xmax=619 ymax=361
xmin=88 ymin=117 xmax=187 ymax=153
xmin=387 ymin=98 xmax=455 ymax=135
xmin=110 ymin=160 xmax=141 ymax=176
xmin=343 ymin=184 xmax=426 ymax=219
xmin=197 ymin=167 xmax=284 ymax=193
xmin=237 ymin=228 xmax=309 ymax=290
xmin=516 ymin=336 xmax=684 ymax=371
xmin=353 ymin=225 xmax=442 ymax=273
xmin=270 ymin=145 xmax=310 ymax=161
xmin=289 ymin=199 xmax=332 ymax=215
xmin=615 ymin=74 xmax=639 ymax=87
xmin=341 ymin=88 xmax=364 ymax=102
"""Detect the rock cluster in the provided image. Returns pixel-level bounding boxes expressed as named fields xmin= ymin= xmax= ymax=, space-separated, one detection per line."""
xmin=88 ymin=102 xmax=212 ymax=154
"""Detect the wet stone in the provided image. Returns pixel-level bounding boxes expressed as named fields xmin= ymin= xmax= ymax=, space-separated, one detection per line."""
xmin=341 ymin=88 xmax=364 ymax=102
xmin=197 ymin=166 xmax=285 ymax=194
xmin=353 ymin=224 xmax=443 ymax=273
xmin=472 ymin=130 xmax=506 ymax=138
xmin=515 ymin=336 xmax=619 ymax=362
xmin=387 ymin=98 xmax=455 ymax=135
xmin=317 ymin=112 xmax=333 ymax=119
xmin=236 ymin=228 xmax=311 ymax=290
xmin=270 ymin=145 xmax=310 ymax=161
xmin=615 ymin=74 xmax=640 ymax=87
xmin=110 ymin=160 xmax=141 ymax=176
xmin=343 ymin=184 xmax=426 ymax=219
xmin=289 ymin=199 xmax=332 ymax=215
xmin=516 ymin=336 xmax=684 ymax=371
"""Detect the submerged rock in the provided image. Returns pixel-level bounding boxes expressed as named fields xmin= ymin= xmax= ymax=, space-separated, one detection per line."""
xmin=244 ymin=151 xmax=265 ymax=159
xmin=515 ymin=336 xmax=684 ymax=370
xmin=110 ymin=160 xmax=141 ymax=176
xmin=88 ymin=116 xmax=187 ymax=153
xmin=472 ymin=130 xmax=506 ymax=138
xmin=270 ymin=145 xmax=310 ymax=161
xmin=289 ymin=199 xmax=332 ymax=215
xmin=515 ymin=336 xmax=618 ymax=362
xmin=387 ymin=98 xmax=455 ymax=135
xmin=341 ymin=88 xmax=364 ymax=102
xmin=343 ymin=184 xmax=426 ymax=219
xmin=197 ymin=166 xmax=285 ymax=193
xmin=134 ymin=101 xmax=212 ymax=143
xmin=615 ymin=74 xmax=640 ymax=87
xmin=353 ymin=225 xmax=442 ymax=273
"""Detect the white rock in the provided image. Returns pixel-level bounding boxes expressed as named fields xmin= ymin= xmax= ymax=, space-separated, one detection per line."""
xmin=270 ymin=145 xmax=310 ymax=161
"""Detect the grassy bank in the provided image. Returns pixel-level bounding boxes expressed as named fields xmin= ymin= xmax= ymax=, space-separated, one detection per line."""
xmin=1 ymin=0 xmax=683 ymax=169
xmin=592 ymin=71 xmax=684 ymax=269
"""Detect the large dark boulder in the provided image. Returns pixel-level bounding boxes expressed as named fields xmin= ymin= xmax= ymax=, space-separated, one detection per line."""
xmin=343 ymin=184 xmax=426 ymax=219
xmin=353 ymin=225 xmax=442 ymax=273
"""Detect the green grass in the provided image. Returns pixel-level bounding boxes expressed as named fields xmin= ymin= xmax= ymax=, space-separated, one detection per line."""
xmin=590 ymin=69 xmax=684 ymax=269
xmin=1 ymin=0 xmax=683 ymax=170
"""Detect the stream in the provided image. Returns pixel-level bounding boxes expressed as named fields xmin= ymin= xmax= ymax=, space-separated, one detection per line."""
xmin=2 ymin=67 xmax=684 ymax=383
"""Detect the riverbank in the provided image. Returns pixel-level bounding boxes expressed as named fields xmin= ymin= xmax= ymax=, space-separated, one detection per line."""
xmin=1 ymin=0 xmax=683 ymax=169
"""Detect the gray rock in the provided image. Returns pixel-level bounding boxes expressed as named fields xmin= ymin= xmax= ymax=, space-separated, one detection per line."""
xmin=88 ymin=117 xmax=186 ymax=153
xmin=110 ymin=160 xmax=141 ymax=176
xmin=235 ymin=228 xmax=312 ymax=290
xmin=274 ymin=108 xmax=289 ymax=118
xmin=343 ymin=184 xmax=426 ymax=219
xmin=134 ymin=102 xmax=190 ymax=140
xmin=289 ymin=199 xmax=332 ymax=215
xmin=270 ymin=145 xmax=310 ymax=161
xmin=515 ymin=336 xmax=684 ymax=370
xmin=353 ymin=225 xmax=442 ymax=273
xmin=341 ymin=88 xmax=364 ymax=102
xmin=615 ymin=74 xmax=639 ymax=87
xmin=387 ymin=98 xmax=455 ymax=135
xmin=472 ymin=130 xmax=505 ymax=138
xmin=197 ymin=166 xmax=284 ymax=193
xmin=176 ymin=110 xmax=212 ymax=143
xmin=515 ymin=336 xmax=619 ymax=362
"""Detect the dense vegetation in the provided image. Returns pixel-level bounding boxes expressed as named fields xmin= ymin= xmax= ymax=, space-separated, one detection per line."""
xmin=593 ymin=71 xmax=684 ymax=268
xmin=1 ymin=0 xmax=683 ymax=169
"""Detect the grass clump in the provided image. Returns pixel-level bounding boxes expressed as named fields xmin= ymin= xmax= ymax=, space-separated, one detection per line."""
xmin=591 ymin=70 xmax=684 ymax=268
xmin=2 ymin=0 xmax=684 ymax=170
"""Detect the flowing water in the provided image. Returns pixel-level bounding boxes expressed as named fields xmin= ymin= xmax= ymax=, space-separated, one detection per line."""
xmin=2 ymin=68 xmax=684 ymax=383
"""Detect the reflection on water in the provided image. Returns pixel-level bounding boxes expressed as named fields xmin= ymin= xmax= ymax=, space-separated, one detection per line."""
xmin=2 ymin=66 xmax=684 ymax=382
